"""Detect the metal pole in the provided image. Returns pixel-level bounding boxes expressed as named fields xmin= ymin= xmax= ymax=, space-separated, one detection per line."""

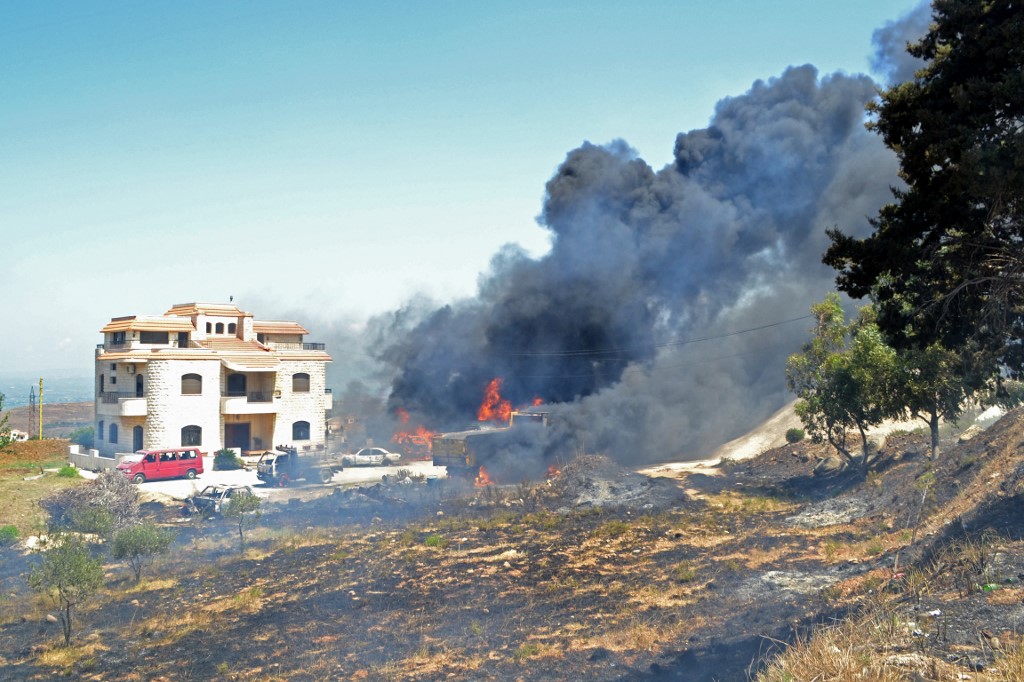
xmin=38 ymin=378 xmax=43 ymax=440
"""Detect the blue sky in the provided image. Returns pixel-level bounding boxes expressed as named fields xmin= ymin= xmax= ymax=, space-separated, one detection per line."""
xmin=1 ymin=0 xmax=922 ymax=377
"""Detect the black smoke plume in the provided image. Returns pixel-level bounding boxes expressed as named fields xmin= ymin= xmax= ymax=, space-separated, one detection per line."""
xmin=369 ymin=63 xmax=904 ymax=466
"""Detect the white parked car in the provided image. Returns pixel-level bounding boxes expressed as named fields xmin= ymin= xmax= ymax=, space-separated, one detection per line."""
xmin=341 ymin=447 xmax=401 ymax=467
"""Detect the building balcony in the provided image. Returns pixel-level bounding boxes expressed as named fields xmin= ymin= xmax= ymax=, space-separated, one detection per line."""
xmin=96 ymin=392 xmax=148 ymax=417
xmin=221 ymin=391 xmax=278 ymax=415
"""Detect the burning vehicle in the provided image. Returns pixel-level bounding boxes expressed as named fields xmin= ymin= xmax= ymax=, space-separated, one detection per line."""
xmin=432 ymin=410 xmax=550 ymax=482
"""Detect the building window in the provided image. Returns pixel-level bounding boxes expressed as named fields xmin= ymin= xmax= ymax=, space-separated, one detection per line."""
xmin=181 ymin=373 xmax=202 ymax=395
xmin=206 ymin=322 xmax=212 ymax=333
xmin=140 ymin=331 xmax=169 ymax=344
xmin=215 ymin=322 xmax=224 ymax=334
xmin=110 ymin=375 xmax=117 ymax=385
xmin=181 ymin=425 xmax=202 ymax=446
xmin=99 ymin=375 xmax=104 ymax=393
xmin=177 ymin=331 xmax=189 ymax=347
xmin=109 ymin=423 xmax=118 ymax=443
xmin=228 ymin=323 xmax=236 ymax=334
xmin=292 ymin=421 xmax=310 ymax=441
xmin=292 ymin=373 xmax=310 ymax=393
xmin=98 ymin=421 xmax=104 ymax=440
xmin=112 ymin=332 xmax=126 ymax=345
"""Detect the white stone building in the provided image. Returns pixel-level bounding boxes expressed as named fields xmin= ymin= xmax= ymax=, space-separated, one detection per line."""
xmin=92 ymin=302 xmax=332 ymax=458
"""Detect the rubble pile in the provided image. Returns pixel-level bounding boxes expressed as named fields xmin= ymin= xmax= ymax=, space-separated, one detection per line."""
xmin=547 ymin=454 xmax=683 ymax=511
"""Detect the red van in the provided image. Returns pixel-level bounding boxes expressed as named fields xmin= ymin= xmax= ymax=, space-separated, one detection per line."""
xmin=117 ymin=448 xmax=204 ymax=483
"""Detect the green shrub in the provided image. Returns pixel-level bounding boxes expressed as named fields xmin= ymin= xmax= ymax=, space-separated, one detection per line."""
xmin=67 ymin=427 xmax=95 ymax=449
xmin=69 ymin=507 xmax=115 ymax=536
xmin=57 ymin=465 xmax=80 ymax=478
xmin=0 ymin=524 xmax=18 ymax=546
xmin=213 ymin=449 xmax=245 ymax=471
xmin=785 ymin=427 xmax=805 ymax=444
xmin=424 ymin=534 xmax=448 ymax=548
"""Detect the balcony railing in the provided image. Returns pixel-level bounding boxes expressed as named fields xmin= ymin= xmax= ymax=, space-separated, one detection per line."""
xmin=262 ymin=341 xmax=326 ymax=351
xmin=223 ymin=391 xmax=273 ymax=403
xmin=100 ymin=391 xmax=144 ymax=403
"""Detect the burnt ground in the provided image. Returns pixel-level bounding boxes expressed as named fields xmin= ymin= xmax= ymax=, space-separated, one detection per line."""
xmin=1 ymin=409 xmax=1024 ymax=680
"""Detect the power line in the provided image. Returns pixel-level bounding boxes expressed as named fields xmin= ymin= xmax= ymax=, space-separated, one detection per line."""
xmin=498 ymin=314 xmax=813 ymax=358
xmin=515 ymin=341 xmax=796 ymax=380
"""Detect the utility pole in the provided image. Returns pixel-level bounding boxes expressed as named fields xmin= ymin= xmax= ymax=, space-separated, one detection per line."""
xmin=28 ymin=386 xmax=35 ymax=435
xmin=37 ymin=378 xmax=43 ymax=440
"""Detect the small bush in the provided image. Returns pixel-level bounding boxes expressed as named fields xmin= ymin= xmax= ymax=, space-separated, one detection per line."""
xmin=785 ymin=428 xmax=805 ymax=444
xmin=213 ymin=449 xmax=245 ymax=471
xmin=424 ymin=534 xmax=448 ymax=548
xmin=0 ymin=524 xmax=18 ymax=546
xmin=67 ymin=427 xmax=95 ymax=449
xmin=69 ymin=507 xmax=115 ymax=536
xmin=57 ymin=466 xmax=80 ymax=478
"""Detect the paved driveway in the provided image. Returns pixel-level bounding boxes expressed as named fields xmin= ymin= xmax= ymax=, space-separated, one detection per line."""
xmin=85 ymin=460 xmax=448 ymax=502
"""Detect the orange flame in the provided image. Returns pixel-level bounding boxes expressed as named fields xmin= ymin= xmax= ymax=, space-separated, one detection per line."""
xmin=532 ymin=396 xmax=544 ymax=407
xmin=546 ymin=464 xmax=561 ymax=479
xmin=392 ymin=425 xmax=436 ymax=448
xmin=392 ymin=408 xmax=434 ymax=456
xmin=477 ymin=378 xmax=512 ymax=423
xmin=475 ymin=466 xmax=495 ymax=487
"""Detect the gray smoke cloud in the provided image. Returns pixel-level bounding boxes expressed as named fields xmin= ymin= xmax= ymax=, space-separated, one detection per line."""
xmin=870 ymin=0 xmax=932 ymax=86
xmin=371 ymin=63 xmax=902 ymax=467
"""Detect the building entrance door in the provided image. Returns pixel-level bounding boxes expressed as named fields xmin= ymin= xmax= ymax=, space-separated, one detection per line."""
xmin=133 ymin=426 xmax=143 ymax=452
xmin=224 ymin=423 xmax=251 ymax=452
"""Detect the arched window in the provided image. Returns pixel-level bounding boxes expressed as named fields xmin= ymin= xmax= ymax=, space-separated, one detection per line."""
xmin=215 ymin=322 xmax=224 ymax=334
xmin=292 ymin=421 xmax=310 ymax=441
xmin=181 ymin=425 xmax=202 ymax=446
xmin=98 ymin=420 xmax=104 ymax=441
xmin=292 ymin=372 xmax=310 ymax=393
xmin=181 ymin=373 xmax=202 ymax=395
xmin=228 ymin=323 xmax=236 ymax=334
xmin=226 ymin=373 xmax=246 ymax=396
xmin=109 ymin=423 xmax=118 ymax=444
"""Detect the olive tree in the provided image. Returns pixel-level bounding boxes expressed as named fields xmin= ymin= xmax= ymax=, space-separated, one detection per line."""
xmin=28 ymin=534 xmax=104 ymax=646
xmin=786 ymin=295 xmax=898 ymax=470
xmin=111 ymin=522 xmax=175 ymax=582
xmin=223 ymin=493 xmax=262 ymax=551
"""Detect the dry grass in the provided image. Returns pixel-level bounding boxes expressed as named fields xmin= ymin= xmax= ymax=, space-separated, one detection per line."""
xmin=584 ymin=611 xmax=695 ymax=654
xmin=35 ymin=638 xmax=107 ymax=671
xmin=0 ymin=451 xmax=85 ymax=537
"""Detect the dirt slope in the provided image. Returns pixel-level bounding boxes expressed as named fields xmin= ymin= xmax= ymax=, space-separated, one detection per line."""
xmin=3 ymin=401 xmax=92 ymax=438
